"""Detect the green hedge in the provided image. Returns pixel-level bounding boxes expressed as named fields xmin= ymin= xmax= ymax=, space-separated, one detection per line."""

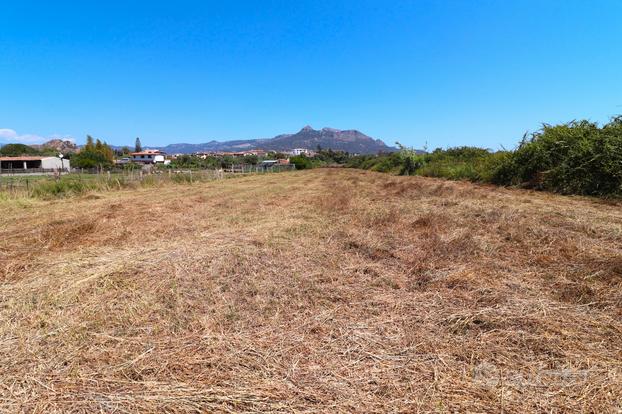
xmin=346 ymin=117 xmax=622 ymax=197
xmin=492 ymin=119 xmax=622 ymax=196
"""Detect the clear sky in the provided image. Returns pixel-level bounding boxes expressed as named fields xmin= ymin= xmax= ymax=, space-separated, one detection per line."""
xmin=1 ymin=0 xmax=621 ymax=149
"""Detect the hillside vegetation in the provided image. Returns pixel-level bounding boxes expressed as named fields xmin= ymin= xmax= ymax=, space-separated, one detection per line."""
xmin=0 ymin=143 xmax=58 ymax=157
xmin=348 ymin=117 xmax=622 ymax=197
xmin=1 ymin=169 xmax=620 ymax=412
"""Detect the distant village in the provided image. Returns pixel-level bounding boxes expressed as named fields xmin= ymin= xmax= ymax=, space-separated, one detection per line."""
xmin=0 ymin=138 xmax=326 ymax=175
xmin=116 ymin=147 xmax=315 ymax=166
xmin=1 ymin=125 xmax=391 ymax=175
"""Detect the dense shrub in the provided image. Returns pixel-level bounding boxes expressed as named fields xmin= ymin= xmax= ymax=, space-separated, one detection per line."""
xmin=72 ymin=151 xmax=113 ymax=169
xmin=347 ymin=147 xmax=498 ymax=180
xmin=492 ymin=118 xmax=622 ymax=196
xmin=417 ymin=146 xmax=507 ymax=181
xmin=170 ymin=154 xmax=259 ymax=169
xmin=290 ymin=155 xmax=313 ymax=170
xmin=346 ymin=152 xmax=405 ymax=173
xmin=314 ymin=149 xmax=351 ymax=164
xmin=346 ymin=117 xmax=622 ymax=197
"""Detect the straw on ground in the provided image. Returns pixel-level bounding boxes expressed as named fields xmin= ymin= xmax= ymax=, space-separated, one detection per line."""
xmin=1 ymin=169 xmax=621 ymax=412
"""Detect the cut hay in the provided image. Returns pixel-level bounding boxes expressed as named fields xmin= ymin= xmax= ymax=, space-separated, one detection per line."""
xmin=1 ymin=169 xmax=621 ymax=412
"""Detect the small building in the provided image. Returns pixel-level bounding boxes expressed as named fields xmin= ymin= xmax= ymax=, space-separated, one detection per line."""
xmin=130 ymin=150 xmax=166 ymax=164
xmin=290 ymin=148 xmax=310 ymax=156
xmin=0 ymin=156 xmax=70 ymax=174
xmin=258 ymin=160 xmax=279 ymax=170
xmin=243 ymin=149 xmax=267 ymax=157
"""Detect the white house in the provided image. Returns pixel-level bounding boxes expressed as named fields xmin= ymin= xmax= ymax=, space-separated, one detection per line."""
xmin=130 ymin=150 xmax=166 ymax=164
xmin=0 ymin=156 xmax=70 ymax=173
xmin=290 ymin=148 xmax=310 ymax=156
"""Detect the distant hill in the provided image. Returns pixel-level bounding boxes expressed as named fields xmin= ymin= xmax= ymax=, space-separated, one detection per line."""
xmin=31 ymin=139 xmax=79 ymax=154
xmin=157 ymin=126 xmax=397 ymax=154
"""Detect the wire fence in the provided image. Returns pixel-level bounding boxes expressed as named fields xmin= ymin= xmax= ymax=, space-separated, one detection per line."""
xmin=0 ymin=164 xmax=296 ymax=198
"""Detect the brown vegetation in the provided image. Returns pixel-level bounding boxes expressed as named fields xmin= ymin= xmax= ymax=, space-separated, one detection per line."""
xmin=1 ymin=169 xmax=621 ymax=412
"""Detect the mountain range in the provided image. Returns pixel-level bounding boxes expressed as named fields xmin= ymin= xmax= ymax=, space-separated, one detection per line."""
xmin=16 ymin=126 xmax=398 ymax=155
xmin=154 ymin=126 xmax=396 ymax=154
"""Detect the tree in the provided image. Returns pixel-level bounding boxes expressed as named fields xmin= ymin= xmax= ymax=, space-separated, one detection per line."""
xmin=244 ymin=154 xmax=259 ymax=165
xmin=72 ymin=151 xmax=112 ymax=169
xmin=72 ymin=135 xmax=115 ymax=169
xmin=85 ymin=135 xmax=95 ymax=151
xmin=0 ymin=143 xmax=39 ymax=156
xmin=102 ymin=142 xmax=114 ymax=163
xmin=135 ymin=137 xmax=142 ymax=152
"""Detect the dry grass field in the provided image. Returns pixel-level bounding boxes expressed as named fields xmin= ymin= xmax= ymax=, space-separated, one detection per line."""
xmin=1 ymin=168 xmax=621 ymax=413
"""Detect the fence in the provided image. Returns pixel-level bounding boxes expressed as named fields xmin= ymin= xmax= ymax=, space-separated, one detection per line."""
xmin=0 ymin=168 xmax=60 ymax=175
xmin=0 ymin=164 xmax=296 ymax=198
xmin=223 ymin=164 xmax=296 ymax=173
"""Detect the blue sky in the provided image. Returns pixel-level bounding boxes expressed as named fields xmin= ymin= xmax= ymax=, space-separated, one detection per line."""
xmin=1 ymin=0 xmax=621 ymax=149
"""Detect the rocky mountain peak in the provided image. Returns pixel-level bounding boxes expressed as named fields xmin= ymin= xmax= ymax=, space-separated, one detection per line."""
xmin=321 ymin=127 xmax=340 ymax=134
xmin=31 ymin=139 xmax=79 ymax=154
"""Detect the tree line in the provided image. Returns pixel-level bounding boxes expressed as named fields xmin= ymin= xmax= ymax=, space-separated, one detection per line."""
xmin=70 ymin=136 xmax=115 ymax=168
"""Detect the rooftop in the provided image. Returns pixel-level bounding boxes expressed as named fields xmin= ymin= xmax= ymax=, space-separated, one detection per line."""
xmin=0 ymin=156 xmax=57 ymax=161
xmin=131 ymin=150 xmax=164 ymax=156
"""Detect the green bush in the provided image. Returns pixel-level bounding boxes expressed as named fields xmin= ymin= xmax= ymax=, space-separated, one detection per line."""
xmin=72 ymin=150 xmax=113 ymax=169
xmin=71 ymin=136 xmax=115 ymax=169
xmin=290 ymin=155 xmax=313 ymax=170
xmin=492 ymin=118 xmax=622 ymax=196
xmin=30 ymin=180 xmax=95 ymax=198
xmin=348 ymin=146 xmax=498 ymax=180
xmin=347 ymin=117 xmax=622 ymax=198
xmin=416 ymin=147 xmax=506 ymax=181
xmin=346 ymin=152 xmax=405 ymax=173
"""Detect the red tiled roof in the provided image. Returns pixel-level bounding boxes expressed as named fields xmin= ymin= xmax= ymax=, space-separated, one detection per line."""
xmin=131 ymin=150 xmax=163 ymax=156
xmin=0 ymin=156 xmax=48 ymax=161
